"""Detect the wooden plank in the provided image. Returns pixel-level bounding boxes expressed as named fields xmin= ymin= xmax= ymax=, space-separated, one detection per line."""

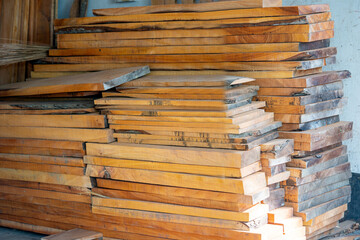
xmin=116 ymin=131 xmax=278 ymax=150
xmin=256 ymin=90 xmax=344 ymax=106
xmin=0 ymin=146 xmax=84 ymax=157
xmin=0 ymin=185 xmax=90 ymax=203
xmin=0 ymin=100 xmax=94 ymax=110
xmin=55 ymin=14 xmax=332 ymax=33
xmin=268 ymin=207 xmax=293 ymax=223
xmin=265 ymin=98 xmax=346 ymax=115
xmin=267 ymin=171 xmax=290 ymax=185
xmin=0 ymin=153 xmax=84 ymax=167
xmin=0 ymin=108 xmax=97 ymax=115
xmin=92 ymin=187 xmax=256 ymax=211
xmin=258 ymin=80 xmax=343 ymax=96
xmin=0 ymin=126 xmax=114 ymax=143
xmin=45 ymin=47 xmax=337 ymax=64
xmin=261 ymin=155 xmax=291 ymax=168
xmin=86 ymin=165 xmax=266 ymax=194
xmin=294 ymin=195 xmax=350 ymax=221
xmin=260 ymin=139 xmax=294 ymax=159
xmin=84 ymin=155 xmax=261 ymax=178
xmin=286 ymin=186 xmax=351 ymax=212
xmin=287 ymin=145 xmax=347 ymax=168
xmin=93 ymin=0 xmax=283 ymax=16
xmin=0 ymin=67 xmax=150 ymax=97
xmin=56 ymin=21 xmax=334 ymax=41
xmin=288 ymin=154 xmax=348 ymax=178
xmin=101 ymin=101 xmax=266 ymax=117
xmin=305 ymin=213 xmax=344 ymax=235
xmin=262 ymin=163 xmax=286 ymax=177
xmin=86 ymin=142 xmax=260 ymax=168
xmin=279 ymin=116 xmax=339 ymax=131
xmin=286 ymin=162 xmax=351 ymax=187
xmin=303 ymin=204 xmax=347 ymax=227
xmin=0 ymin=138 xmax=84 ymax=150
xmin=96 ymin=179 xmax=270 ymax=205
xmin=0 ymin=114 xmax=107 ymax=128
xmin=278 ymin=121 xmax=353 ymax=142
xmin=250 ymin=71 xmax=350 ymax=88
xmin=0 ymin=168 xmax=92 ymax=188
xmin=92 ymin=197 xmax=269 ymax=222
xmin=54 ymin=5 xmax=330 ymax=26
xmin=284 ymin=171 xmax=352 ymax=201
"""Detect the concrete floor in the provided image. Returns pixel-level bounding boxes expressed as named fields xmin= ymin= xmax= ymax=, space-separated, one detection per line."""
xmin=0 ymin=227 xmax=44 ymax=240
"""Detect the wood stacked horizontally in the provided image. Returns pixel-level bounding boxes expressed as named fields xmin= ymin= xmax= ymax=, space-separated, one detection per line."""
xmin=84 ymin=74 xmax=288 ymax=239
xmin=31 ymin=3 xmax=335 ymax=80
xmin=0 ymin=67 xmax=150 ymax=236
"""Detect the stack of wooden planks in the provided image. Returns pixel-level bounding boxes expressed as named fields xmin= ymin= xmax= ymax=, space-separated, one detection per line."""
xmin=84 ymin=74 xmax=290 ymax=239
xmin=30 ymin=3 xmax=336 ymax=80
xmin=0 ymin=67 xmax=150 ymax=235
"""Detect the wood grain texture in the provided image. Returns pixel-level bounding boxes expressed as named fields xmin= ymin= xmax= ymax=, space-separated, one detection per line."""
xmin=54 ymin=5 xmax=330 ymax=26
xmin=93 ymin=0 xmax=283 ymax=16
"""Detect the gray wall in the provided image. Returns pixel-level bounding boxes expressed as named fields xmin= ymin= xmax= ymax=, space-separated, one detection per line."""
xmin=58 ymin=0 xmax=360 ymax=173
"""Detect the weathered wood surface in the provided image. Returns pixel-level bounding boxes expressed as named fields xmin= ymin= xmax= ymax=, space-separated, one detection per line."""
xmin=0 ymin=153 xmax=84 ymax=167
xmin=86 ymin=142 xmax=260 ymax=168
xmin=303 ymin=204 xmax=347 ymax=226
xmin=92 ymin=0 xmax=284 ymax=16
xmin=250 ymin=70 xmax=350 ymax=88
xmin=55 ymin=13 xmax=332 ymax=33
xmin=287 ymin=145 xmax=347 ymax=168
xmin=268 ymin=206 xmax=293 ymax=223
xmin=279 ymin=116 xmax=339 ymax=131
xmin=260 ymin=139 xmax=294 ymax=159
xmin=293 ymin=195 xmax=351 ymax=221
xmin=286 ymin=186 xmax=351 ymax=212
xmin=41 ymin=228 xmax=103 ymax=240
xmin=0 ymin=67 xmax=149 ymax=97
xmin=55 ymin=5 xmax=330 ymax=26
xmin=286 ymin=162 xmax=351 ymax=187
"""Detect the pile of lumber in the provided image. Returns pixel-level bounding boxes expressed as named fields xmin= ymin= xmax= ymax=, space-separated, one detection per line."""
xmin=84 ymin=74 xmax=291 ymax=239
xmin=0 ymin=67 xmax=149 ymax=235
xmin=30 ymin=3 xmax=336 ymax=80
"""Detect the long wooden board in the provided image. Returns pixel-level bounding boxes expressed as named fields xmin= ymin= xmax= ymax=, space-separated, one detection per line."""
xmin=92 ymin=197 xmax=269 ymax=222
xmin=278 ymin=116 xmax=340 ymax=131
xmin=0 ymin=153 xmax=84 ymax=167
xmin=0 ymin=168 xmax=92 ymax=188
xmin=92 ymin=0 xmax=284 ymax=16
xmin=249 ymin=70 xmax=350 ymax=88
xmin=0 ymin=114 xmax=107 ymax=128
xmin=54 ymin=5 xmax=330 ymax=26
xmin=84 ymin=155 xmax=261 ymax=178
xmin=96 ymin=179 xmax=270 ymax=205
xmin=57 ymin=22 xmax=334 ymax=41
xmin=0 ymin=126 xmax=114 ymax=143
xmin=44 ymin=48 xmax=337 ymax=64
xmin=0 ymin=67 xmax=149 ymax=97
xmin=56 ymin=13 xmax=332 ymax=33
xmin=86 ymin=165 xmax=266 ymax=194
xmin=86 ymin=142 xmax=260 ymax=168
xmin=56 ymin=30 xmax=334 ymax=50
